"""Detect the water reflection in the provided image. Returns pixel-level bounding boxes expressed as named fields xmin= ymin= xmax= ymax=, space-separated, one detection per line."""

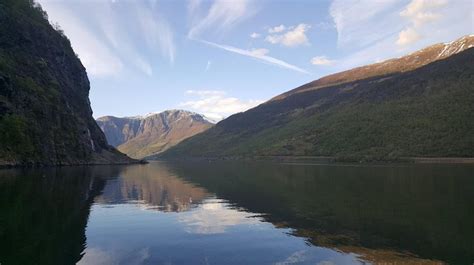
xmin=178 ymin=198 xmax=262 ymax=234
xmin=166 ymin=161 xmax=474 ymax=265
xmin=95 ymin=164 xmax=208 ymax=212
xmin=0 ymin=161 xmax=473 ymax=265
xmin=0 ymin=166 xmax=120 ymax=265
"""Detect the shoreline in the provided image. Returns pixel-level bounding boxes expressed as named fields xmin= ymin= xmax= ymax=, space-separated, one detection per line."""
xmin=0 ymin=159 xmax=148 ymax=170
xmin=155 ymin=155 xmax=474 ymax=164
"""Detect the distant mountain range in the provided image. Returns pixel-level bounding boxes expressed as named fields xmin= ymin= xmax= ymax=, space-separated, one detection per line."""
xmin=160 ymin=35 xmax=474 ymax=161
xmin=96 ymin=110 xmax=213 ymax=159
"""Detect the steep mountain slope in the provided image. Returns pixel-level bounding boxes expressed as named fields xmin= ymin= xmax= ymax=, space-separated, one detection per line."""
xmin=161 ymin=36 xmax=474 ymax=161
xmin=0 ymin=0 xmax=135 ymax=166
xmin=97 ymin=110 xmax=213 ymax=159
xmin=274 ymin=35 xmax=474 ymax=101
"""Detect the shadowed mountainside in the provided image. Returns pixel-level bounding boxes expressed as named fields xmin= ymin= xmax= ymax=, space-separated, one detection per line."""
xmin=0 ymin=0 xmax=135 ymax=166
xmin=161 ymin=36 xmax=474 ymax=161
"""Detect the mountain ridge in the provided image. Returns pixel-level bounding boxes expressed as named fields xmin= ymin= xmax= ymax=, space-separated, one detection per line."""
xmin=97 ymin=109 xmax=213 ymax=159
xmin=160 ymin=35 xmax=474 ymax=161
xmin=273 ymin=35 xmax=474 ymax=101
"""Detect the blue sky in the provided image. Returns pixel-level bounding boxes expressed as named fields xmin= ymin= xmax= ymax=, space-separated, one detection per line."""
xmin=38 ymin=0 xmax=473 ymax=120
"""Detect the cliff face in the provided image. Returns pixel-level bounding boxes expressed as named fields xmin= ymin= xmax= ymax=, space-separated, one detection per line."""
xmin=97 ymin=110 xmax=213 ymax=159
xmin=0 ymin=0 xmax=134 ymax=166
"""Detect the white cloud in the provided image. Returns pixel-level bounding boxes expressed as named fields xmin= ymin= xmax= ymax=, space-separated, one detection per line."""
xmin=187 ymin=0 xmax=257 ymax=39
xmin=400 ymin=0 xmax=447 ymax=26
xmin=250 ymin=32 xmax=261 ymax=38
xmin=397 ymin=0 xmax=448 ymax=46
xmin=268 ymin=24 xmax=286 ymax=33
xmin=265 ymin=23 xmax=311 ymax=47
xmin=180 ymin=90 xmax=263 ymax=121
xmin=328 ymin=0 xmax=473 ymax=70
xmin=199 ymin=39 xmax=310 ymax=74
xmin=37 ymin=0 xmax=175 ymax=77
xmin=396 ymin=27 xmax=421 ymax=46
xmin=310 ymin=56 xmax=335 ymax=66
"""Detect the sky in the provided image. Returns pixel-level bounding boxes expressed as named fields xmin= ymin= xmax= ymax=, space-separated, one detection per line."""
xmin=37 ymin=0 xmax=473 ymax=121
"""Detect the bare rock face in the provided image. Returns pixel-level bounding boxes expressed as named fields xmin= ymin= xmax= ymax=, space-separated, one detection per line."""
xmin=96 ymin=110 xmax=214 ymax=159
xmin=0 ymin=0 xmax=135 ymax=166
xmin=274 ymin=35 xmax=474 ymax=101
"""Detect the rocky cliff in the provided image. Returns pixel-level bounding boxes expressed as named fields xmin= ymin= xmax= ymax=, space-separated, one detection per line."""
xmin=0 ymin=0 xmax=135 ymax=166
xmin=97 ymin=110 xmax=213 ymax=159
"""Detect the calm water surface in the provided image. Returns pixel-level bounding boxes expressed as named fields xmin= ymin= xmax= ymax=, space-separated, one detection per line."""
xmin=0 ymin=161 xmax=473 ymax=265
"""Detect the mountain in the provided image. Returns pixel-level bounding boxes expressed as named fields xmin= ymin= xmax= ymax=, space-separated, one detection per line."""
xmin=0 ymin=0 xmax=135 ymax=166
xmin=161 ymin=35 xmax=474 ymax=161
xmin=96 ymin=110 xmax=213 ymax=159
xmin=274 ymin=35 xmax=474 ymax=101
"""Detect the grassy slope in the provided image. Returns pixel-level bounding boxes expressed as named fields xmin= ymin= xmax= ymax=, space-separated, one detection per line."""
xmin=162 ymin=49 xmax=474 ymax=160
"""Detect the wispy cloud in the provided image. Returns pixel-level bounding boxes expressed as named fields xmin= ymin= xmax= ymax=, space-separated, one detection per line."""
xmin=187 ymin=0 xmax=257 ymax=39
xmin=180 ymin=90 xmax=263 ymax=121
xmin=328 ymin=0 xmax=473 ymax=70
xmin=268 ymin=24 xmax=286 ymax=33
xmin=198 ymin=40 xmax=310 ymax=74
xmin=37 ymin=0 xmax=175 ymax=77
xmin=265 ymin=24 xmax=311 ymax=47
xmin=205 ymin=60 xmax=211 ymax=72
xmin=329 ymin=0 xmax=403 ymax=49
xmin=311 ymin=56 xmax=335 ymax=66
xmin=250 ymin=32 xmax=261 ymax=39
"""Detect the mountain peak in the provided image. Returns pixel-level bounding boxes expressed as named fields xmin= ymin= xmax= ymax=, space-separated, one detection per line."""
xmin=110 ymin=109 xmax=214 ymax=124
xmin=96 ymin=109 xmax=214 ymax=158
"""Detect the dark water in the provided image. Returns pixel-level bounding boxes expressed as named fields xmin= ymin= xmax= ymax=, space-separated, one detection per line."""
xmin=0 ymin=161 xmax=473 ymax=265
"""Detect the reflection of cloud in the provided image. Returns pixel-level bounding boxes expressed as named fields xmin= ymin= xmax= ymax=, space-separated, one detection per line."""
xmin=274 ymin=250 xmax=307 ymax=265
xmin=316 ymin=261 xmax=336 ymax=265
xmin=179 ymin=198 xmax=261 ymax=234
xmin=78 ymin=247 xmax=150 ymax=265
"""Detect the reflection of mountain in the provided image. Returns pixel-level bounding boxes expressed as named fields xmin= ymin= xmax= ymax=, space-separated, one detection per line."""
xmin=0 ymin=166 xmax=121 ymax=265
xmin=95 ymin=163 xmax=209 ymax=212
xmin=165 ymin=161 xmax=474 ymax=265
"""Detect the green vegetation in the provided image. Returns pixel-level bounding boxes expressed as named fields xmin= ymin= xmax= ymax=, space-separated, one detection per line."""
xmin=0 ymin=115 xmax=34 ymax=160
xmin=0 ymin=0 xmax=130 ymax=166
xmin=162 ymin=49 xmax=474 ymax=161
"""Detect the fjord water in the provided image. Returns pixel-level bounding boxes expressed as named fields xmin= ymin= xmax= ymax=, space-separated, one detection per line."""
xmin=0 ymin=162 xmax=473 ymax=265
